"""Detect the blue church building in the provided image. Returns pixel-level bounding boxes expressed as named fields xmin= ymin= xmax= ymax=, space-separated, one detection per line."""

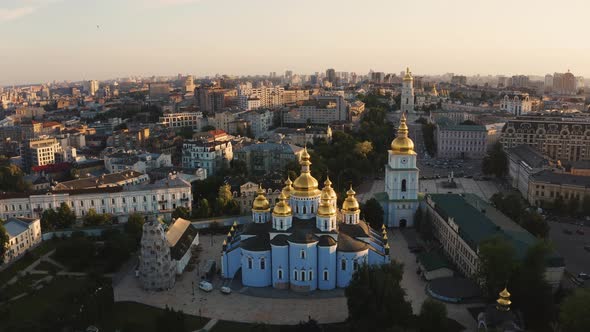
xmin=221 ymin=148 xmax=390 ymax=291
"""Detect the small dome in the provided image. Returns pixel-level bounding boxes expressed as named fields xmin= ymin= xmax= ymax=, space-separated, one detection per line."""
xmin=403 ymin=67 xmax=413 ymax=81
xmin=252 ymin=184 xmax=270 ymax=211
xmin=282 ymin=176 xmax=294 ymax=198
xmin=391 ymin=112 xmax=415 ymax=154
xmin=342 ymin=185 xmax=360 ymax=212
xmin=323 ymin=176 xmax=337 ymax=200
xmin=272 ymin=192 xmax=292 ymax=216
xmin=292 ymin=147 xmax=320 ymax=197
xmin=317 ymin=189 xmax=336 ymax=216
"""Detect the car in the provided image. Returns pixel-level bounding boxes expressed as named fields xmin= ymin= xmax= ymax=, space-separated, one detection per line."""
xmin=220 ymin=286 xmax=232 ymax=294
xmin=199 ymin=280 xmax=213 ymax=292
xmin=578 ymin=273 xmax=590 ymax=280
xmin=576 ymin=229 xmax=585 ymax=235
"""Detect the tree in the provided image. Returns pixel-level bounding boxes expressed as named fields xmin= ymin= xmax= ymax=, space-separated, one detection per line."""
xmin=55 ymin=236 xmax=95 ymax=271
xmin=156 ymin=306 xmax=186 ymax=332
xmin=482 ymin=143 xmax=508 ymax=178
xmin=422 ymin=123 xmax=436 ymax=156
xmin=57 ymin=202 xmax=76 ymax=229
xmin=566 ymin=197 xmax=580 ymax=216
xmin=0 ymin=221 xmax=8 ymax=264
xmin=83 ymin=209 xmax=111 ymax=226
xmin=361 ymin=198 xmax=384 ymax=230
xmin=172 ymin=206 xmax=190 ymax=220
xmin=125 ymin=213 xmax=145 ymax=244
xmin=460 ymin=120 xmax=478 ymax=125
xmin=582 ymin=195 xmax=590 ymax=217
xmin=520 ymin=211 xmax=549 ymax=238
xmin=510 ymin=240 xmax=555 ymax=331
xmin=553 ymin=195 xmax=566 ymax=215
xmin=41 ymin=208 xmax=59 ymax=231
xmin=201 ymin=125 xmax=215 ymax=132
xmin=418 ymin=299 xmax=448 ymax=332
xmin=345 ymin=262 xmax=413 ymax=330
xmin=0 ymin=164 xmax=31 ymax=192
xmin=177 ymin=127 xmax=194 ymax=139
xmin=560 ymin=289 xmax=590 ymax=332
xmin=194 ymin=198 xmax=212 ymax=218
xmin=477 ymin=236 xmax=516 ymax=298
xmin=354 ymin=141 xmax=373 ymax=158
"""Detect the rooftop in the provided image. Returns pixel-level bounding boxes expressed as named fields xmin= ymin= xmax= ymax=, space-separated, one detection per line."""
xmin=508 ymin=145 xmax=548 ymax=169
xmin=531 ymin=170 xmax=590 ymax=188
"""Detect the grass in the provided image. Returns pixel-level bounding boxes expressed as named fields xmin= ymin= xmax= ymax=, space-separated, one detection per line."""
xmin=0 ymin=241 xmax=56 ymax=286
xmin=212 ymin=321 xmax=352 ymax=332
xmin=34 ymin=260 xmax=62 ymax=274
xmin=0 ymin=273 xmax=47 ymax=301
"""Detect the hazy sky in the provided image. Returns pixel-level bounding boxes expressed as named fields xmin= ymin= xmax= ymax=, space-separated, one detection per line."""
xmin=1 ymin=0 xmax=589 ymax=85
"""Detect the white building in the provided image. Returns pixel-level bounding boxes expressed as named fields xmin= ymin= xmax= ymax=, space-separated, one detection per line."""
xmin=22 ymin=137 xmax=64 ymax=171
xmin=500 ymin=93 xmax=532 ymax=115
xmin=241 ymin=109 xmax=274 ymax=138
xmin=104 ymin=153 xmax=172 ymax=174
xmin=0 ymin=174 xmax=192 ymax=223
xmin=3 ymin=217 xmax=42 ymax=264
xmin=507 ymin=145 xmax=550 ymax=198
xmin=283 ymin=95 xmax=347 ymax=125
xmin=89 ymin=80 xmax=99 ymax=96
xmin=400 ymin=67 xmax=415 ymax=114
xmin=237 ymin=86 xmax=284 ymax=108
xmin=159 ymin=112 xmax=204 ymax=130
xmin=182 ymin=134 xmax=233 ymax=176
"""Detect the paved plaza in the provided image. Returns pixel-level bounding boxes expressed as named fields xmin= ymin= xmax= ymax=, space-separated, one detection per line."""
xmin=548 ymin=221 xmax=590 ymax=277
xmin=115 ymin=230 xmax=480 ymax=329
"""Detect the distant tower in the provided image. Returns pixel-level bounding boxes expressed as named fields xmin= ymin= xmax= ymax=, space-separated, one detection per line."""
xmin=401 ymin=67 xmax=415 ymax=113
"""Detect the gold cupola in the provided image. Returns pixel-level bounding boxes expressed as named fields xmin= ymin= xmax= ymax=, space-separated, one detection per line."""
xmin=391 ymin=112 xmax=415 ymax=155
xmin=272 ymin=192 xmax=292 ymax=216
xmin=403 ymin=67 xmax=413 ymax=81
xmin=431 ymin=83 xmax=439 ymax=96
xmin=323 ymin=176 xmax=337 ymax=201
xmin=496 ymin=287 xmax=512 ymax=311
xmin=342 ymin=185 xmax=360 ymax=212
xmin=282 ymin=176 xmax=294 ymax=198
xmin=292 ymin=147 xmax=321 ymax=197
xmin=252 ymin=184 xmax=270 ymax=212
xmin=317 ymin=188 xmax=337 ymax=217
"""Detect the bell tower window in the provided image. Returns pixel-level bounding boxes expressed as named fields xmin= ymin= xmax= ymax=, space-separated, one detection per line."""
xmin=401 ymin=179 xmax=407 ymax=192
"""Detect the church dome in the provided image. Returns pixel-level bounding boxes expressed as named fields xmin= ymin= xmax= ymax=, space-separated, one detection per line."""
xmin=403 ymin=67 xmax=413 ymax=81
xmin=342 ymin=185 xmax=360 ymax=212
xmin=252 ymin=185 xmax=270 ymax=211
xmin=292 ymin=147 xmax=321 ymax=197
xmin=323 ymin=176 xmax=337 ymax=200
xmin=272 ymin=192 xmax=292 ymax=216
xmin=317 ymin=189 xmax=337 ymax=217
xmin=282 ymin=176 xmax=294 ymax=198
xmin=391 ymin=112 xmax=415 ymax=155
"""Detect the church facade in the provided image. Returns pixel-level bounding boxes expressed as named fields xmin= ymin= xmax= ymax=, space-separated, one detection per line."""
xmin=381 ymin=112 xmax=420 ymax=227
xmin=220 ymin=148 xmax=390 ymax=291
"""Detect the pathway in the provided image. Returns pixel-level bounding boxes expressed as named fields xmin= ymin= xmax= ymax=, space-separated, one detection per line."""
xmin=197 ymin=319 xmax=218 ymax=331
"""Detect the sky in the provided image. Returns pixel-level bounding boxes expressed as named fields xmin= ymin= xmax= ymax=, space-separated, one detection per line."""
xmin=1 ymin=0 xmax=589 ymax=85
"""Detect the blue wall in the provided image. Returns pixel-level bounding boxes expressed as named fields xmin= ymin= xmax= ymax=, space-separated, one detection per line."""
xmin=271 ymin=244 xmax=289 ymax=288
xmin=317 ymin=245 xmax=336 ymax=290
xmin=222 ymin=247 xmax=242 ymax=278
xmin=288 ymin=241 xmax=318 ymax=291
xmin=336 ymin=250 xmax=368 ymax=288
xmin=241 ymin=249 xmax=272 ymax=287
xmin=368 ymin=249 xmax=387 ymax=265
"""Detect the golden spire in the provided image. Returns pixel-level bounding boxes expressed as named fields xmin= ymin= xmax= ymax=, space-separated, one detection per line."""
xmin=233 ymin=220 xmax=238 ymax=227
xmin=282 ymin=176 xmax=294 ymax=198
xmin=318 ymin=188 xmax=337 ymax=217
xmin=272 ymin=191 xmax=292 ymax=216
xmin=292 ymin=147 xmax=320 ymax=197
xmin=403 ymin=67 xmax=413 ymax=81
xmin=323 ymin=175 xmax=337 ymax=200
xmin=431 ymin=83 xmax=438 ymax=96
xmin=391 ymin=112 xmax=415 ymax=155
xmin=252 ymin=184 xmax=270 ymax=211
xmin=342 ymin=184 xmax=360 ymax=212
xmin=496 ymin=287 xmax=512 ymax=311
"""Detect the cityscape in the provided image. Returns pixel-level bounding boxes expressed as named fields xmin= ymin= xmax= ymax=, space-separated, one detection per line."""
xmin=1 ymin=1 xmax=590 ymax=332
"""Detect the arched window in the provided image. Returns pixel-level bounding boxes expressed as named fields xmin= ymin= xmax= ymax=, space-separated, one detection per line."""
xmin=260 ymin=258 xmax=265 ymax=270
xmin=353 ymin=260 xmax=359 ymax=271
xmin=300 ymin=250 xmax=306 ymax=259
xmin=301 ymin=270 xmax=306 ymax=281
xmin=323 ymin=270 xmax=329 ymax=281
xmin=309 ymin=270 xmax=313 ymax=280
xmin=247 ymin=257 xmax=253 ymax=269
xmin=278 ymin=269 xmax=283 ymax=280
xmin=401 ymin=179 xmax=407 ymax=192
xmin=341 ymin=259 xmax=346 ymax=271
xmin=324 ymin=220 xmax=328 ymax=230
xmin=294 ymin=269 xmax=298 ymax=281
xmin=303 ymin=205 xmax=307 ymax=214
xmin=258 ymin=215 xmax=261 ymax=223
xmin=311 ymin=205 xmax=314 ymax=213
xmin=280 ymin=220 xmax=284 ymax=229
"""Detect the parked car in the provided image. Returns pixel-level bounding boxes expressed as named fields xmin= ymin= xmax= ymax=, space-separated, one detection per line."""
xmin=578 ymin=273 xmax=590 ymax=280
xmin=576 ymin=229 xmax=585 ymax=235
xmin=220 ymin=286 xmax=232 ymax=294
xmin=199 ymin=280 xmax=213 ymax=292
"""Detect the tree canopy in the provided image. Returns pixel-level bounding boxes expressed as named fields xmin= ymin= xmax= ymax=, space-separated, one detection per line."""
xmin=0 ymin=221 xmax=9 ymax=264
xmin=482 ymin=142 xmax=508 ymax=178
xmin=361 ymin=198 xmax=384 ymax=230
xmin=418 ymin=299 xmax=448 ymax=332
xmin=560 ymin=289 xmax=590 ymax=332
xmin=477 ymin=236 xmax=516 ymax=299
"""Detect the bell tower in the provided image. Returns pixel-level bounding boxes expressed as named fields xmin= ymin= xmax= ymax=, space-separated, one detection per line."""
xmin=384 ymin=113 xmax=419 ymax=227
xmin=401 ymin=67 xmax=415 ymax=114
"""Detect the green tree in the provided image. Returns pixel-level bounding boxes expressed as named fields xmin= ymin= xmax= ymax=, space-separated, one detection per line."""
xmin=177 ymin=127 xmax=194 ymax=139
xmin=41 ymin=208 xmax=59 ymax=231
xmin=477 ymin=236 xmax=516 ymax=298
xmin=582 ymin=195 xmax=590 ymax=217
xmin=0 ymin=164 xmax=31 ymax=192
xmin=156 ymin=306 xmax=186 ymax=332
xmin=172 ymin=206 xmax=191 ymax=220
xmin=354 ymin=141 xmax=373 ymax=158
xmin=83 ymin=208 xmax=111 ymax=226
xmin=560 ymin=289 xmax=590 ymax=332
xmin=510 ymin=240 xmax=555 ymax=331
xmin=55 ymin=236 xmax=95 ymax=271
xmin=566 ymin=197 xmax=580 ymax=216
xmin=57 ymin=202 xmax=76 ymax=229
xmin=553 ymin=195 xmax=566 ymax=215
xmin=361 ymin=198 xmax=384 ymax=230
xmin=0 ymin=220 xmax=8 ymax=264
xmin=194 ymin=198 xmax=212 ymax=218
xmin=125 ymin=213 xmax=145 ymax=244
xmin=422 ymin=123 xmax=436 ymax=156
xmin=520 ymin=211 xmax=549 ymax=238
xmin=418 ymin=299 xmax=448 ymax=332
xmin=345 ymin=261 xmax=413 ymax=330
xmin=201 ymin=125 xmax=215 ymax=131
xmin=482 ymin=142 xmax=508 ymax=178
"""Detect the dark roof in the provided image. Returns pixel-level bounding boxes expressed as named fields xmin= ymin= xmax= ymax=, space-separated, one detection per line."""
xmin=337 ymin=232 xmax=369 ymax=252
xmin=168 ymin=221 xmax=199 ymax=260
xmin=242 ymin=222 xmax=273 ymax=236
xmin=508 ymin=145 xmax=547 ymax=168
xmin=571 ymin=160 xmax=590 ymax=170
xmin=338 ymin=222 xmax=371 ymax=238
xmin=417 ymin=251 xmax=452 ymax=272
xmin=531 ymin=170 xmax=590 ymax=188
xmin=318 ymin=235 xmax=337 ymax=247
xmin=241 ymin=233 xmax=271 ymax=251
xmin=288 ymin=229 xmax=319 ymax=244
xmin=270 ymin=234 xmax=289 ymax=246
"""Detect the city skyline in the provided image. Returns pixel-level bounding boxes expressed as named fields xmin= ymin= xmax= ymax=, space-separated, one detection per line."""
xmin=1 ymin=0 xmax=590 ymax=85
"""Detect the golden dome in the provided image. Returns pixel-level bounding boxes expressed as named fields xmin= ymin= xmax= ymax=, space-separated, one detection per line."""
xmin=282 ymin=176 xmax=294 ymax=198
xmin=391 ymin=112 xmax=415 ymax=155
xmin=272 ymin=192 xmax=292 ymax=216
xmin=496 ymin=287 xmax=512 ymax=311
xmin=403 ymin=67 xmax=413 ymax=81
xmin=318 ymin=189 xmax=337 ymax=217
xmin=292 ymin=147 xmax=321 ymax=197
xmin=342 ymin=185 xmax=360 ymax=212
xmin=252 ymin=184 xmax=270 ymax=211
xmin=323 ymin=176 xmax=337 ymax=200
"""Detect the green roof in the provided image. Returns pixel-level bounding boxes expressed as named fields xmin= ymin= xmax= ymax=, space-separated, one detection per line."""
xmin=418 ymin=251 xmax=452 ymax=271
xmin=437 ymin=116 xmax=486 ymax=131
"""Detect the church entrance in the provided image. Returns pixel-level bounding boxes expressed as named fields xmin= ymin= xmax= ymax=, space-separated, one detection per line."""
xmin=399 ymin=219 xmax=407 ymax=228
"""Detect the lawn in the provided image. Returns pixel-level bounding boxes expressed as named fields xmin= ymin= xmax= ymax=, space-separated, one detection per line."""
xmin=0 ymin=241 xmax=56 ymax=286
xmin=34 ymin=260 xmax=62 ymax=274
xmin=0 ymin=273 xmax=47 ymax=301
xmin=212 ymin=320 xmax=352 ymax=332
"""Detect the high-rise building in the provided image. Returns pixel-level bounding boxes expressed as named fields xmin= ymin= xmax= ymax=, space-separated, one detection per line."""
xmin=21 ymin=137 xmax=64 ymax=172
xmin=400 ymin=67 xmax=415 ymax=113
xmin=325 ymin=68 xmax=336 ymax=84
xmin=149 ymin=83 xmax=170 ymax=100
xmin=552 ymin=71 xmax=577 ymax=95
xmin=510 ymin=75 xmax=529 ymax=88
xmin=184 ymin=75 xmax=195 ymax=93
xmin=544 ymin=74 xmax=553 ymax=93
xmin=89 ymin=80 xmax=99 ymax=96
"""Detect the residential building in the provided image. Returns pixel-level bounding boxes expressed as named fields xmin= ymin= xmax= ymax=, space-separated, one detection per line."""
xmin=2 ymin=217 xmax=42 ymax=264
xmin=435 ymin=118 xmax=488 ymax=159
xmin=527 ymin=170 xmax=590 ymax=208
xmin=501 ymin=115 xmax=590 ymax=162
xmin=424 ymin=193 xmax=564 ymax=288
xmin=104 ymin=152 xmax=172 ymax=174
xmin=149 ymin=83 xmax=170 ymax=100
xmin=197 ymin=86 xmax=238 ymax=112
xmin=182 ymin=130 xmax=233 ymax=175
xmin=552 ymin=71 xmax=577 ymax=95
xmin=89 ymin=80 xmax=99 ymax=96
xmin=234 ymin=142 xmax=303 ymax=175
xmin=507 ymin=145 xmax=551 ymax=198
xmin=271 ymin=126 xmax=332 ymax=146
xmin=54 ymin=170 xmax=149 ymax=190
xmin=241 ymin=109 xmax=274 ymax=138
xmin=283 ymin=95 xmax=347 ymax=125
xmin=159 ymin=112 xmax=204 ymax=129
xmin=21 ymin=137 xmax=64 ymax=172
xmin=500 ymin=93 xmax=532 ymax=115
